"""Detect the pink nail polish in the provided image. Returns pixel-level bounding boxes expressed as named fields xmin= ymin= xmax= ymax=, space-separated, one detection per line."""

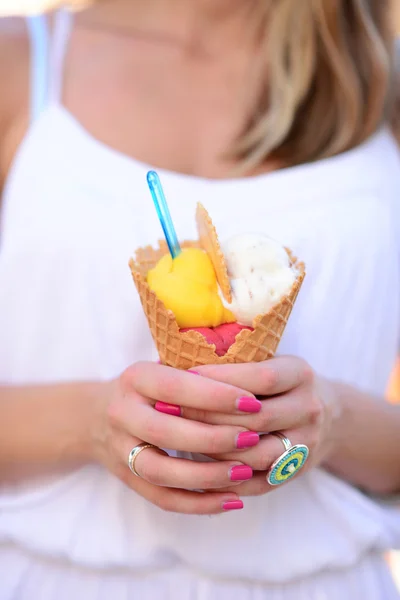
xmin=155 ymin=401 xmax=182 ymax=417
xmin=230 ymin=465 xmax=253 ymax=481
xmin=188 ymin=370 xmax=200 ymax=375
xmin=236 ymin=431 xmax=259 ymax=449
xmin=222 ymin=500 xmax=244 ymax=511
xmin=237 ymin=397 xmax=262 ymax=413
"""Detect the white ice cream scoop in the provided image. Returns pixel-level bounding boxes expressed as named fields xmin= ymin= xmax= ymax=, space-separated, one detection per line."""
xmin=222 ymin=234 xmax=296 ymax=326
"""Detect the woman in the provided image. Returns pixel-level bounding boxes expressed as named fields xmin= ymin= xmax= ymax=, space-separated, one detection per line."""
xmin=0 ymin=1 xmax=400 ymax=598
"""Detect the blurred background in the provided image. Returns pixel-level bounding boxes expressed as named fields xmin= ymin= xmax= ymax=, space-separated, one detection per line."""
xmin=388 ymin=0 xmax=400 ymax=567
xmin=0 ymin=0 xmax=400 ymax=592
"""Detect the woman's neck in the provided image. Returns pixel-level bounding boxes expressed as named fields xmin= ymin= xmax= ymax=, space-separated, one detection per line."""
xmin=83 ymin=0 xmax=261 ymax=56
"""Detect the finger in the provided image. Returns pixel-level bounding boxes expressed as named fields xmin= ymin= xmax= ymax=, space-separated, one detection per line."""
xmin=194 ymin=356 xmax=312 ymax=396
xmin=122 ymin=439 xmax=253 ymax=489
xmin=111 ymin=393 xmax=260 ymax=453
xmin=182 ymin=394 xmax=310 ymax=433
xmin=212 ymin=469 xmax=306 ymax=496
xmin=125 ymin=362 xmax=262 ymax=414
xmin=120 ymin=467 xmax=244 ymax=514
xmin=213 ymin=471 xmax=273 ymax=496
xmin=209 ymin=428 xmax=313 ymax=473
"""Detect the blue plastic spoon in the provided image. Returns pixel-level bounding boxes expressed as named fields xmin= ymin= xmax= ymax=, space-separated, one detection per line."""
xmin=146 ymin=170 xmax=181 ymax=259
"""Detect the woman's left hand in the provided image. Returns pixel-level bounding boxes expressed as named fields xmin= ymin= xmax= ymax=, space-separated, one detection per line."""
xmin=156 ymin=356 xmax=340 ymax=496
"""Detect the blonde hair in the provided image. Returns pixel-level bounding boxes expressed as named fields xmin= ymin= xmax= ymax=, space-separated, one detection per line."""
xmin=232 ymin=0 xmax=397 ymax=171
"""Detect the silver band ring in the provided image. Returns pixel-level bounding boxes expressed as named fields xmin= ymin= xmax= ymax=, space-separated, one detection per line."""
xmin=267 ymin=432 xmax=309 ymax=486
xmin=128 ymin=442 xmax=168 ymax=477
xmin=273 ymin=432 xmax=292 ymax=451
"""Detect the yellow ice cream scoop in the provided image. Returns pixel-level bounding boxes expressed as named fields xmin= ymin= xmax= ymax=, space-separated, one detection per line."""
xmin=147 ymin=248 xmax=235 ymax=328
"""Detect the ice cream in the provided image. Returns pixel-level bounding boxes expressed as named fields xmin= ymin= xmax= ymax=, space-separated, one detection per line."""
xmin=221 ymin=234 xmax=297 ymax=326
xmin=181 ymin=324 xmax=252 ymax=356
xmin=147 ymin=247 xmax=235 ymax=328
xmin=129 ymin=201 xmax=305 ymax=369
xmin=147 ymin=231 xmax=297 ymax=330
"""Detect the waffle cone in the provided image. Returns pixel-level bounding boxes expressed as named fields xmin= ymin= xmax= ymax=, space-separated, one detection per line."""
xmin=129 ymin=241 xmax=305 ymax=370
xmin=196 ymin=203 xmax=232 ymax=303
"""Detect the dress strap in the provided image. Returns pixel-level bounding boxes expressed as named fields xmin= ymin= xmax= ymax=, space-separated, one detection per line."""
xmin=26 ymin=15 xmax=49 ymax=122
xmin=48 ymin=9 xmax=73 ymax=106
xmin=395 ymin=38 xmax=400 ymax=71
xmin=26 ymin=10 xmax=73 ymax=121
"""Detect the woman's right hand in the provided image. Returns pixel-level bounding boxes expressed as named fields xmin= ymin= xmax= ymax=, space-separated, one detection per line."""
xmin=92 ymin=362 xmax=262 ymax=515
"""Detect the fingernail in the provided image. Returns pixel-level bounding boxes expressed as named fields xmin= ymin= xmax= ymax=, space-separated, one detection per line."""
xmin=222 ymin=500 xmax=244 ymax=511
xmin=237 ymin=396 xmax=262 ymax=413
xmin=188 ymin=370 xmax=200 ymax=375
xmin=236 ymin=431 xmax=260 ymax=449
xmin=155 ymin=401 xmax=182 ymax=417
xmin=230 ymin=465 xmax=253 ymax=481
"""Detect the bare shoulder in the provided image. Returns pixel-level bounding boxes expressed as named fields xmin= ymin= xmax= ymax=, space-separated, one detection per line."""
xmin=0 ymin=18 xmax=29 ymax=124
xmin=0 ymin=17 xmax=29 ymax=70
xmin=0 ymin=18 xmax=29 ymax=190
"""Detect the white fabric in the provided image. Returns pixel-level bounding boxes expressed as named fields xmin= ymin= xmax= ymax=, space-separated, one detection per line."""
xmin=0 ymin=9 xmax=400 ymax=600
xmin=1 ymin=545 xmax=399 ymax=600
